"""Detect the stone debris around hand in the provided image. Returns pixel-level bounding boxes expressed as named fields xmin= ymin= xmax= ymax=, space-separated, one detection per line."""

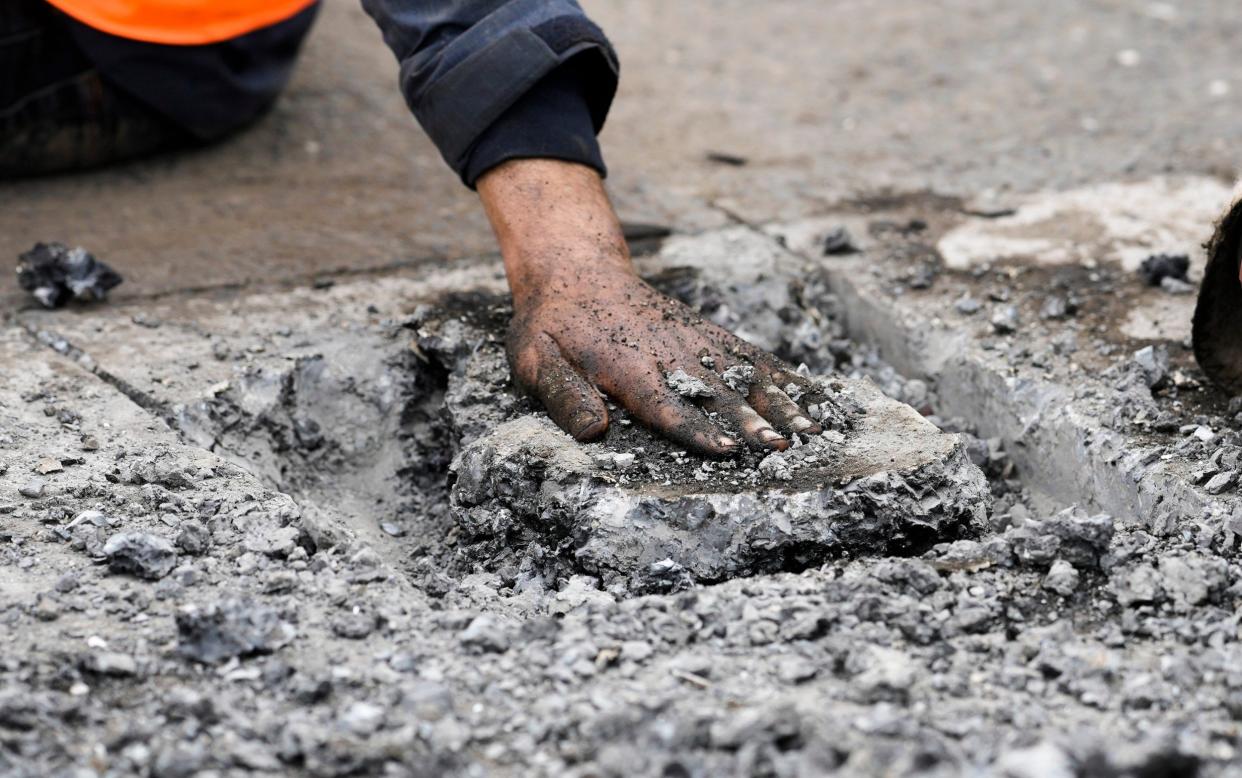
xmin=665 ymin=369 xmax=714 ymax=398
xmin=5 ymin=235 xmax=1240 ymax=778
xmin=757 ymin=450 xmax=793 ymax=481
xmin=720 ymin=364 xmax=756 ymax=394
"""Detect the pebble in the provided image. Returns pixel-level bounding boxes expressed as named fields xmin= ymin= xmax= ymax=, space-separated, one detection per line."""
xmin=757 ymin=451 xmax=793 ymax=481
xmin=776 ymin=655 xmax=819 ymax=684
xmin=1111 ymin=564 xmax=1164 ymax=607
xmin=721 ymin=364 xmax=756 ymax=394
xmin=990 ymin=305 xmax=1019 ymax=334
xmin=175 ymin=599 xmax=297 ymax=664
xmin=54 ymin=572 xmax=80 ymax=593
xmin=81 ymin=651 xmax=139 ymax=677
xmin=103 ymin=532 xmax=178 ymax=580
xmin=331 ymin=611 xmax=377 ymax=640
xmin=459 ymin=614 xmax=510 ymax=653
xmin=995 ymin=742 xmax=1075 ymax=778
xmin=954 ymin=296 xmax=982 ymax=315
xmin=175 ymin=520 xmax=211 ymax=555
xmin=1138 ymin=253 xmax=1190 ymax=286
xmin=19 ymin=479 xmax=45 ymax=498
xmin=34 ymin=458 xmax=63 ymax=475
xmin=850 ymin=646 xmax=916 ymax=702
xmin=1039 ymin=295 xmax=1070 ymax=320
xmin=1132 ymin=345 xmax=1169 ymax=390
xmin=1204 ymin=471 xmax=1236 ymax=495
xmin=822 ymin=226 xmax=859 ymax=255
xmin=32 ymin=594 xmax=60 ymax=621
xmin=339 ymin=701 xmax=386 ymax=737
xmin=1160 ymin=276 xmax=1195 ymax=295
xmin=1042 ymin=559 xmax=1080 ymax=595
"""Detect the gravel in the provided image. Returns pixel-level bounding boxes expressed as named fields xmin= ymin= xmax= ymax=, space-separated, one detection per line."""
xmin=3 ymin=227 xmax=1238 ymax=777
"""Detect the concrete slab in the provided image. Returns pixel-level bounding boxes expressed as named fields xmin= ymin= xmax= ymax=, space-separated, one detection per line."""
xmin=937 ymin=177 xmax=1234 ymax=273
xmin=764 ymin=180 xmax=1242 ymax=548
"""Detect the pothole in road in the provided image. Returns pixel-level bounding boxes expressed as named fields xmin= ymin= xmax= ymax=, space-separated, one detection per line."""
xmin=168 ymin=254 xmax=1002 ymax=598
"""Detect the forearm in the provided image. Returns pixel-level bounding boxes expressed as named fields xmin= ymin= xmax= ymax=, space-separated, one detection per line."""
xmin=477 ymin=159 xmax=632 ymax=308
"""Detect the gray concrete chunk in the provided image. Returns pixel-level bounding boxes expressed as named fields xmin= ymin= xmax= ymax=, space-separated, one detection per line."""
xmin=103 ymin=532 xmax=177 ymax=580
xmin=451 ymin=378 xmax=988 ymax=594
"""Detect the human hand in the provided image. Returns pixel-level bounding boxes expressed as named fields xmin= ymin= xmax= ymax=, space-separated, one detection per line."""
xmin=478 ymin=159 xmax=821 ymax=456
xmin=506 ymin=262 xmax=822 ymax=455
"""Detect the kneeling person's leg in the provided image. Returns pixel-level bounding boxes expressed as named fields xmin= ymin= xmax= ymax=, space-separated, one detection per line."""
xmin=0 ymin=0 xmax=187 ymax=178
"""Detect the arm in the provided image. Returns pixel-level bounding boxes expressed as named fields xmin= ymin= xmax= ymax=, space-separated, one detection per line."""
xmin=364 ymin=2 xmax=821 ymax=454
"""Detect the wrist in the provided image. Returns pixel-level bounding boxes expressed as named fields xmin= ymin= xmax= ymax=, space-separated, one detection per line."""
xmin=477 ymin=159 xmax=633 ymax=307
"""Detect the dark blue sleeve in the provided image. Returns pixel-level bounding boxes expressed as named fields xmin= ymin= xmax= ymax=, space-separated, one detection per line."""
xmin=462 ymin=57 xmax=605 ymax=187
xmin=359 ymin=0 xmax=619 ymax=185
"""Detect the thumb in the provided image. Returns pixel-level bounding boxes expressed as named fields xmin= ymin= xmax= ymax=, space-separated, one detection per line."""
xmin=509 ymin=332 xmax=609 ymax=441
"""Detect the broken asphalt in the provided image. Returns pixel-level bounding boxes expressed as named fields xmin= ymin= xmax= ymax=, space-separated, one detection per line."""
xmin=4 ymin=2 xmax=1242 ymax=776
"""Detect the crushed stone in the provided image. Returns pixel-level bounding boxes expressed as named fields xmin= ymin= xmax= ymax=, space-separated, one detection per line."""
xmin=16 ymin=242 xmax=123 ymax=309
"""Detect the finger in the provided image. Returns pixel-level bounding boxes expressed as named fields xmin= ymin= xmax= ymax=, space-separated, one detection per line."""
xmin=764 ymin=365 xmax=821 ymax=403
xmin=747 ymin=379 xmax=821 ymax=437
xmin=509 ymin=332 xmax=609 ymax=441
xmin=705 ymin=329 xmax=823 ymax=406
xmin=699 ymin=377 xmax=789 ymax=451
xmin=601 ymin=367 xmax=739 ymax=457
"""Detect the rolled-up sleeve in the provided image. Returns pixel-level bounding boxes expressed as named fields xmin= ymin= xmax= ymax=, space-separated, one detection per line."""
xmin=360 ymin=0 xmax=619 ymax=184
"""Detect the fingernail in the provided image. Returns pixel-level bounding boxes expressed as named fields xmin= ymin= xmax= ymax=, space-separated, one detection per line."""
xmin=571 ymin=411 xmax=603 ymax=439
xmin=790 ymin=416 xmax=815 ymax=432
xmin=759 ymin=428 xmax=786 ymax=445
xmin=717 ymin=435 xmax=739 ymax=450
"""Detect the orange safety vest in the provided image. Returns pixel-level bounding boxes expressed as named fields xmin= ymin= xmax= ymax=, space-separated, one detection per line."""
xmin=45 ymin=0 xmax=317 ymax=46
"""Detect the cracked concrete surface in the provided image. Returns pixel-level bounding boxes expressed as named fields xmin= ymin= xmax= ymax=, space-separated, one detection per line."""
xmin=7 ymin=213 xmax=1242 ymax=776
xmin=6 ymin=2 xmax=1242 ymax=777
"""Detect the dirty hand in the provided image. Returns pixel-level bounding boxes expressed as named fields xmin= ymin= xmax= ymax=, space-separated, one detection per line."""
xmin=477 ymin=159 xmax=821 ymax=456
